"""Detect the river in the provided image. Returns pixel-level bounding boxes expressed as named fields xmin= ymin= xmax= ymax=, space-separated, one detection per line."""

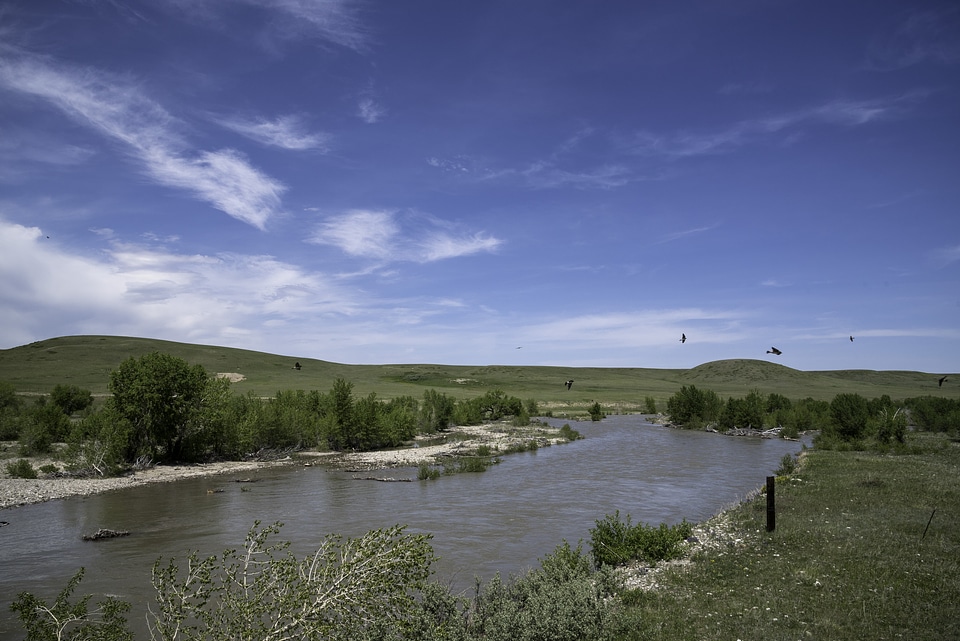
xmin=0 ymin=415 xmax=806 ymax=639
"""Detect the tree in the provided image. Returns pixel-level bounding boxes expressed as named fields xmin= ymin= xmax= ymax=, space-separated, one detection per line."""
xmin=108 ymin=352 xmax=215 ymax=463
xmin=829 ymin=393 xmax=870 ymax=441
xmin=666 ymin=385 xmax=722 ymax=427
xmin=148 ymin=521 xmax=435 ymax=641
xmin=51 ymin=384 xmax=95 ymax=415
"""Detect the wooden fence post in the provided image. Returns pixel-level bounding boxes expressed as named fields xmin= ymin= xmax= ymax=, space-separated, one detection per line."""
xmin=766 ymin=475 xmax=776 ymax=532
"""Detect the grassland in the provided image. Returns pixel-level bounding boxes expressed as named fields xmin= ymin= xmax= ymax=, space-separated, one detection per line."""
xmin=612 ymin=432 xmax=960 ymax=640
xmin=0 ymin=336 xmax=953 ymax=412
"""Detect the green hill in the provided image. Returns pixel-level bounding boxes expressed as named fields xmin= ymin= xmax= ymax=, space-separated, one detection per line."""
xmin=0 ymin=335 xmax=952 ymax=407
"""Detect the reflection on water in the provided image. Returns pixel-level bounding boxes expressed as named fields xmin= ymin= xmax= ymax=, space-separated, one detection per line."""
xmin=0 ymin=416 xmax=805 ymax=640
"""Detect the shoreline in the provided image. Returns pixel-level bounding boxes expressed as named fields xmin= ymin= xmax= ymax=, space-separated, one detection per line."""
xmin=0 ymin=422 xmax=568 ymax=510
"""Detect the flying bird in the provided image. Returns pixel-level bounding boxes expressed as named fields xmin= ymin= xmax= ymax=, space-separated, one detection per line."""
xmin=564 ymin=379 xmax=574 ymax=390
xmin=850 ymin=336 xmax=854 ymax=342
xmin=294 ymin=362 xmax=302 ymax=371
xmin=766 ymin=347 xmax=782 ymax=356
xmin=680 ymin=333 xmax=686 ymax=343
xmin=939 ymin=376 xmax=948 ymax=388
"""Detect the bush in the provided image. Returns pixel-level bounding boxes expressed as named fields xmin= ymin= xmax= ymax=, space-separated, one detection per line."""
xmin=588 ymin=402 xmax=605 ymax=421
xmin=590 ymin=511 xmax=692 ymax=568
xmin=829 ymin=393 xmax=870 ymax=441
xmin=558 ymin=424 xmax=582 ymax=441
xmin=644 ymin=396 xmax=657 ymax=414
xmin=417 ymin=463 xmax=441 ymax=480
xmin=467 ymin=540 xmax=616 ymax=641
xmin=50 ymin=384 xmax=94 ymax=415
xmin=6 ymin=458 xmax=38 ymax=479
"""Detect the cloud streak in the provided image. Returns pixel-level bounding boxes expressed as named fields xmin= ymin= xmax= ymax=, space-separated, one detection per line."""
xmin=218 ymin=114 xmax=330 ymax=151
xmin=0 ymin=54 xmax=285 ymax=229
xmin=309 ymin=210 xmax=502 ymax=263
xmin=626 ymin=96 xmax=914 ymax=159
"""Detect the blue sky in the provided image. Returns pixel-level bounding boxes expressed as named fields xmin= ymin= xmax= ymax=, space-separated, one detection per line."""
xmin=1 ymin=1 xmax=958 ymax=373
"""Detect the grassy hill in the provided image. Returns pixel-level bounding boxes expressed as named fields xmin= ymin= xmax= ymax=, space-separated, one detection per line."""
xmin=0 ymin=335 xmax=953 ymax=408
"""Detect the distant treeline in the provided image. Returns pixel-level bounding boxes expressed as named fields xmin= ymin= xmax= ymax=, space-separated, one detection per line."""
xmin=1 ymin=352 xmax=537 ymax=476
xmin=663 ymin=384 xmax=960 ymax=450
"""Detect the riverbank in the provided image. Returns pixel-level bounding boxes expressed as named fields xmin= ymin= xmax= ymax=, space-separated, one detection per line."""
xmin=611 ymin=432 xmax=960 ymax=640
xmin=0 ymin=422 xmax=568 ymax=509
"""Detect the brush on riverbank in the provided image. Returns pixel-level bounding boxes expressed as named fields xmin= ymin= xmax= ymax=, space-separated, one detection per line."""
xmin=610 ymin=432 xmax=960 ymax=640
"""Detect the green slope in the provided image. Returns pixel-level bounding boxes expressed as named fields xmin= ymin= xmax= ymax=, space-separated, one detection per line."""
xmin=0 ymin=335 xmax=952 ymax=405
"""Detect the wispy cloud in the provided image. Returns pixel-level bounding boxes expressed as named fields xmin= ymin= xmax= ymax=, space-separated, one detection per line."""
xmin=154 ymin=0 xmax=368 ymax=51
xmin=308 ymin=210 xmax=502 ymax=263
xmin=218 ymin=114 xmax=329 ymax=150
xmin=0 ymin=54 xmax=284 ymax=229
xmin=358 ymin=98 xmax=385 ymax=124
xmin=626 ymin=96 xmax=914 ymax=159
xmin=657 ymin=224 xmax=718 ymax=244
xmin=867 ymin=8 xmax=960 ymax=70
xmin=929 ymin=243 xmax=960 ymax=269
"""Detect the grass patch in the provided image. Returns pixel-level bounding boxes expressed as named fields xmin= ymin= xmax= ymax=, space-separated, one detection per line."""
xmin=611 ymin=432 xmax=960 ymax=640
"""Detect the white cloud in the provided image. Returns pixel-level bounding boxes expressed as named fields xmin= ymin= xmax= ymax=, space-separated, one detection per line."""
xmin=0 ymin=217 xmax=360 ymax=347
xmin=309 ymin=210 xmax=502 ymax=263
xmin=626 ymin=96 xmax=912 ymax=159
xmin=310 ymin=210 xmax=399 ymax=258
xmin=218 ymin=114 xmax=330 ymax=150
xmin=0 ymin=54 xmax=285 ymax=229
xmin=358 ymin=98 xmax=385 ymax=124
xmin=929 ymin=243 xmax=960 ymax=269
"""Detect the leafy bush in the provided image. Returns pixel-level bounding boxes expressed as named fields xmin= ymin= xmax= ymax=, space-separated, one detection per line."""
xmin=6 ymin=458 xmax=38 ymax=479
xmin=775 ymin=453 xmax=797 ymax=476
xmin=50 ymin=384 xmax=94 ymax=415
xmin=10 ymin=568 xmax=132 ymax=641
xmin=558 ymin=424 xmax=582 ymax=441
xmin=588 ymin=402 xmax=605 ymax=421
xmin=644 ymin=396 xmax=657 ymax=414
xmin=149 ymin=522 xmax=436 ymax=641
xmin=417 ymin=463 xmax=441 ymax=480
xmin=467 ymin=540 xmax=616 ymax=641
xmin=906 ymin=396 xmax=960 ymax=433
xmin=590 ymin=511 xmax=692 ymax=568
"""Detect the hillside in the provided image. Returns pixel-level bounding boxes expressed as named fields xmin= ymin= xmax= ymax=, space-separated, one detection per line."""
xmin=0 ymin=335 xmax=952 ymax=405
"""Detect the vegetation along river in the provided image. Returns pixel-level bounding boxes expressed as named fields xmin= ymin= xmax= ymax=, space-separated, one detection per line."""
xmin=0 ymin=415 xmax=806 ymax=640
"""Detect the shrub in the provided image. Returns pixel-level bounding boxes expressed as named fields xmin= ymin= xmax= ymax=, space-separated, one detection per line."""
xmin=644 ymin=396 xmax=657 ymax=414
xmin=775 ymin=453 xmax=797 ymax=476
xmin=558 ymin=424 xmax=582 ymax=441
xmin=417 ymin=463 xmax=441 ymax=480
xmin=6 ymin=458 xmax=38 ymax=479
xmin=590 ymin=511 xmax=692 ymax=568
xmin=50 ymin=384 xmax=94 ymax=415
xmin=588 ymin=402 xmax=605 ymax=421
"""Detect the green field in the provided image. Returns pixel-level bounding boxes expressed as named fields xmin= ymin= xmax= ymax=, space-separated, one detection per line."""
xmin=0 ymin=335 xmax=954 ymax=410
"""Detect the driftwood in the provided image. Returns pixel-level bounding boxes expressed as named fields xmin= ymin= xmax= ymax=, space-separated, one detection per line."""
xmin=351 ymin=476 xmax=413 ymax=483
xmin=83 ymin=528 xmax=130 ymax=541
xmin=234 ymin=478 xmax=259 ymax=483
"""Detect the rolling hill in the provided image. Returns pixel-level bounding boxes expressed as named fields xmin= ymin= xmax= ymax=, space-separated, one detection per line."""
xmin=0 ymin=335 xmax=953 ymax=407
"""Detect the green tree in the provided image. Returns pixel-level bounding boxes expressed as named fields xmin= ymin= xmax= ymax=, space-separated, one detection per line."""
xmin=829 ymin=392 xmax=870 ymax=441
xmin=666 ymin=385 xmax=722 ymax=427
xmin=325 ymin=378 xmax=355 ymax=450
xmin=420 ymin=389 xmax=454 ymax=432
xmin=108 ymin=352 xmax=215 ymax=463
xmin=51 ymin=384 xmax=95 ymax=415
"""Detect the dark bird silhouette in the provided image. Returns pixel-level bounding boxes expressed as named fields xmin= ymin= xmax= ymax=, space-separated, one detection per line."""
xmin=939 ymin=376 xmax=948 ymax=388
xmin=850 ymin=336 xmax=854 ymax=342
xmin=766 ymin=347 xmax=782 ymax=356
xmin=294 ymin=362 xmax=301 ymax=371
xmin=680 ymin=333 xmax=686 ymax=343
xmin=564 ymin=379 xmax=574 ymax=390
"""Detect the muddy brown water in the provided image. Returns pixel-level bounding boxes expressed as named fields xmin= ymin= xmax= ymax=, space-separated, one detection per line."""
xmin=0 ymin=416 xmax=806 ymax=640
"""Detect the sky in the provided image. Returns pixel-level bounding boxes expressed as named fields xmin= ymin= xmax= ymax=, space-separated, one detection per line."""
xmin=1 ymin=0 xmax=958 ymax=373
